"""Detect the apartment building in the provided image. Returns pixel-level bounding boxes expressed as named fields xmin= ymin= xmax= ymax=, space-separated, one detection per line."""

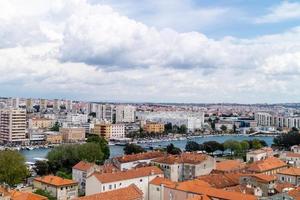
xmin=93 ymin=123 xmax=125 ymax=139
xmin=40 ymin=99 xmax=48 ymax=111
xmin=33 ymin=175 xmax=78 ymax=200
xmin=28 ymin=117 xmax=54 ymax=129
xmin=86 ymin=166 xmax=163 ymax=200
xmin=255 ymin=112 xmax=300 ymax=129
xmin=60 ymin=127 xmax=85 ymax=143
xmin=143 ymin=122 xmax=165 ymax=133
xmin=45 ymin=131 xmax=63 ymax=144
xmin=115 ymin=105 xmax=136 ymax=123
xmin=151 ymin=153 xmax=215 ymax=182
xmin=0 ymin=109 xmax=26 ymax=144
xmin=95 ymin=104 xmax=113 ymax=122
xmin=26 ymin=98 xmax=34 ymax=112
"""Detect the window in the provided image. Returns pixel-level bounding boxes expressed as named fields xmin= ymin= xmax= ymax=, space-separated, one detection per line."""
xmin=109 ymin=185 xmax=112 ymax=189
xmin=140 ymin=179 xmax=143 ymax=182
xmin=156 ymin=187 xmax=160 ymax=191
xmin=281 ymin=177 xmax=285 ymax=181
xmin=114 ymin=184 xmax=116 ymax=189
xmin=119 ymin=183 xmax=122 ymax=186
xmin=103 ymin=186 xmax=105 ymax=191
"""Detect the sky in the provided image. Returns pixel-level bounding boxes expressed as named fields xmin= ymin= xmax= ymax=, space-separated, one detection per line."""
xmin=1 ymin=0 xmax=300 ymax=103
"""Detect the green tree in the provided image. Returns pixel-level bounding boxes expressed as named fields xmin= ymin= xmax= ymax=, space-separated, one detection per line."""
xmin=185 ymin=141 xmax=200 ymax=152
xmin=47 ymin=143 xmax=105 ymax=173
xmin=179 ymin=125 xmax=188 ymax=134
xmin=164 ymin=123 xmax=173 ymax=133
xmin=224 ymin=140 xmax=241 ymax=156
xmin=56 ymin=171 xmax=72 ymax=179
xmin=252 ymin=139 xmax=263 ymax=149
xmin=50 ymin=121 xmax=61 ymax=131
xmin=273 ymin=129 xmax=300 ymax=149
xmin=202 ymin=141 xmax=223 ymax=154
xmin=166 ymin=143 xmax=182 ymax=155
xmin=34 ymin=160 xmax=49 ymax=176
xmin=86 ymin=134 xmax=110 ymax=159
xmin=240 ymin=140 xmax=250 ymax=152
xmin=220 ymin=125 xmax=227 ymax=132
xmin=34 ymin=189 xmax=56 ymax=200
xmin=123 ymin=143 xmax=146 ymax=155
xmin=0 ymin=151 xmax=28 ymax=186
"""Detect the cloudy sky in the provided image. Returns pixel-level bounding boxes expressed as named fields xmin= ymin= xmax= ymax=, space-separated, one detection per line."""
xmin=1 ymin=0 xmax=300 ymax=103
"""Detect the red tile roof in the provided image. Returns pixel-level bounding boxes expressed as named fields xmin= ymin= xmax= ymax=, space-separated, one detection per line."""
xmin=165 ymin=180 xmax=257 ymax=200
xmin=116 ymin=151 xmax=164 ymax=163
xmin=153 ymin=153 xmax=209 ymax=165
xmin=73 ymin=161 xmax=95 ymax=171
xmin=278 ymin=167 xmax=300 ymax=176
xmin=10 ymin=191 xmax=47 ymax=200
xmin=149 ymin=177 xmax=175 ymax=187
xmin=215 ymin=160 xmax=245 ymax=172
xmin=288 ymin=187 xmax=300 ymax=200
xmin=91 ymin=166 xmax=163 ymax=183
xmin=247 ymin=157 xmax=287 ymax=173
xmin=198 ymin=173 xmax=241 ymax=188
xmin=34 ymin=175 xmax=78 ymax=187
xmin=286 ymin=152 xmax=300 ymax=158
xmin=76 ymin=184 xmax=143 ymax=200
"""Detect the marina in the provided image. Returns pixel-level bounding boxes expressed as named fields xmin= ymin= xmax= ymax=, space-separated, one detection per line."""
xmin=19 ymin=134 xmax=275 ymax=162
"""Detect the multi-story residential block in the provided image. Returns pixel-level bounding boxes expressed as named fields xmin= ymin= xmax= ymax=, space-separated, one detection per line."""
xmin=93 ymin=123 xmax=125 ymax=139
xmin=137 ymin=111 xmax=204 ymax=132
xmin=33 ymin=175 xmax=78 ymax=200
xmin=28 ymin=117 xmax=54 ymax=129
xmin=72 ymin=161 xmax=99 ymax=195
xmin=246 ymin=147 xmax=274 ymax=162
xmin=40 ymin=99 xmax=48 ymax=112
xmin=151 ymin=153 xmax=215 ymax=182
xmin=53 ymin=99 xmax=61 ymax=112
xmin=45 ymin=131 xmax=63 ymax=144
xmin=76 ymin=185 xmax=143 ymax=200
xmin=115 ymin=105 xmax=136 ymax=123
xmin=112 ymin=151 xmax=164 ymax=171
xmin=277 ymin=167 xmax=300 ymax=185
xmin=279 ymin=151 xmax=300 ymax=167
xmin=28 ymin=129 xmax=46 ymax=143
xmin=255 ymin=111 xmax=300 ymax=129
xmin=95 ymin=104 xmax=113 ymax=122
xmin=60 ymin=127 xmax=85 ymax=143
xmin=0 ymin=108 xmax=26 ymax=144
xmin=26 ymin=98 xmax=34 ymax=112
xmin=246 ymin=157 xmax=287 ymax=175
xmin=86 ymin=166 xmax=163 ymax=200
xmin=143 ymin=122 xmax=165 ymax=133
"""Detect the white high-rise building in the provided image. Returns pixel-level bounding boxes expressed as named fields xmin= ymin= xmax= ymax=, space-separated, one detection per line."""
xmin=0 ymin=109 xmax=27 ymax=144
xmin=96 ymin=104 xmax=113 ymax=122
xmin=53 ymin=99 xmax=61 ymax=112
xmin=40 ymin=99 xmax=48 ymax=111
xmin=26 ymin=98 xmax=34 ymax=112
xmin=115 ymin=105 xmax=136 ymax=123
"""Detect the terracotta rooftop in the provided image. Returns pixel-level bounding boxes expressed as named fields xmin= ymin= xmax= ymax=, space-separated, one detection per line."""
xmin=224 ymin=184 xmax=255 ymax=195
xmin=275 ymin=182 xmax=295 ymax=193
xmin=215 ymin=160 xmax=245 ymax=172
xmin=149 ymin=177 xmax=175 ymax=187
xmin=288 ymin=187 xmax=300 ymax=200
xmin=116 ymin=151 xmax=164 ymax=163
xmin=73 ymin=161 xmax=95 ymax=171
xmin=278 ymin=167 xmax=300 ymax=176
xmin=198 ymin=173 xmax=241 ymax=188
xmin=246 ymin=157 xmax=287 ymax=173
xmin=91 ymin=166 xmax=163 ymax=183
xmin=153 ymin=152 xmax=209 ymax=165
xmin=165 ymin=179 xmax=257 ymax=200
xmin=34 ymin=175 xmax=77 ymax=187
xmin=76 ymin=184 xmax=143 ymax=200
xmin=10 ymin=191 xmax=47 ymax=200
xmin=242 ymin=174 xmax=277 ymax=183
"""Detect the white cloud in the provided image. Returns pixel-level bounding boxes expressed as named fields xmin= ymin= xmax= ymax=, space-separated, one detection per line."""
xmin=255 ymin=1 xmax=300 ymax=24
xmin=0 ymin=0 xmax=300 ymax=103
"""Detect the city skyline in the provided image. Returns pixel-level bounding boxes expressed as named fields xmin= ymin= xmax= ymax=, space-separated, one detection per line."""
xmin=1 ymin=0 xmax=300 ymax=103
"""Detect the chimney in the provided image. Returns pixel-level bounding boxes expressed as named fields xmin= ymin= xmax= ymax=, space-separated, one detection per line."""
xmin=150 ymin=169 xmax=155 ymax=175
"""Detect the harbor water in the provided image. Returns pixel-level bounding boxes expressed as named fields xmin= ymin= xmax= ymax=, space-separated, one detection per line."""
xmin=21 ymin=135 xmax=275 ymax=162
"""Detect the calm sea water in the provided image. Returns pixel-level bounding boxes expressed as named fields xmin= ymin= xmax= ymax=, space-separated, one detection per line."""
xmin=21 ymin=135 xmax=275 ymax=162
